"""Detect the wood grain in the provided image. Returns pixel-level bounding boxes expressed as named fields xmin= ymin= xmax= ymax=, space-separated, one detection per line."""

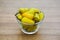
xmin=0 ymin=0 xmax=60 ymax=40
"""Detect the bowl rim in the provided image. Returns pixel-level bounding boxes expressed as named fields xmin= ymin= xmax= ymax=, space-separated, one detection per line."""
xmin=15 ymin=11 xmax=45 ymax=25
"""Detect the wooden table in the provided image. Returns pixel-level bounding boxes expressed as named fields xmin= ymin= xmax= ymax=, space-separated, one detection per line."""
xmin=0 ymin=0 xmax=60 ymax=40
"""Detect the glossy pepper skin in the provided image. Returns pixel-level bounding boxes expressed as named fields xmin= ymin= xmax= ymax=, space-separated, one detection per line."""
xmin=21 ymin=17 xmax=35 ymax=25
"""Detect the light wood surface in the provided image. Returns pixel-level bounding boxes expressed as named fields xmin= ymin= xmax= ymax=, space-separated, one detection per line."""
xmin=0 ymin=0 xmax=60 ymax=40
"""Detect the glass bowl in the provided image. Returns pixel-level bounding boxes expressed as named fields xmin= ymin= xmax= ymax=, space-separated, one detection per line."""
xmin=15 ymin=12 xmax=45 ymax=34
